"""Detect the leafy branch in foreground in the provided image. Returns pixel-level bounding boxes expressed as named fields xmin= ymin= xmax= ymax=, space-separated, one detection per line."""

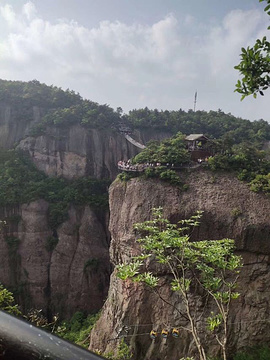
xmin=235 ymin=0 xmax=270 ymax=99
xmin=117 ymin=208 xmax=242 ymax=360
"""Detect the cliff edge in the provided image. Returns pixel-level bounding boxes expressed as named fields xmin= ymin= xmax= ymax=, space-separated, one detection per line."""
xmin=89 ymin=170 xmax=270 ymax=359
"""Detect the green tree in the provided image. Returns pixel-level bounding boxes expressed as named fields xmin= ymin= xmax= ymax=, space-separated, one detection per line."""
xmin=0 ymin=284 xmax=21 ymax=316
xmin=117 ymin=208 xmax=242 ymax=360
xmin=235 ymin=0 xmax=270 ymax=99
xmin=132 ymin=132 xmax=190 ymax=165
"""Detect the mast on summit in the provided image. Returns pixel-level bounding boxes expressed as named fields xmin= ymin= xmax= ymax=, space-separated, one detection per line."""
xmin=194 ymin=90 xmax=197 ymax=112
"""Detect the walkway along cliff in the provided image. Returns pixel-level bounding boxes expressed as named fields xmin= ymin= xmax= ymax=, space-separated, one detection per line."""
xmin=89 ymin=171 xmax=270 ymax=359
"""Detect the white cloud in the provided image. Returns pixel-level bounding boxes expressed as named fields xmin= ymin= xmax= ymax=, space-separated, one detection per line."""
xmin=0 ymin=2 xmax=269 ymax=121
xmin=0 ymin=4 xmax=18 ymax=28
xmin=22 ymin=1 xmax=37 ymax=21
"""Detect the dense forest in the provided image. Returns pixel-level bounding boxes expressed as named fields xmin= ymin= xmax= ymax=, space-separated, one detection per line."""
xmin=1 ymin=79 xmax=270 ymax=142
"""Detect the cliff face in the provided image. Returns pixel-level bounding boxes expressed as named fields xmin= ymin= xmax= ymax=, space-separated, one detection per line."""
xmin=0 ymin=102 xmax=169 ymax=180
xmin=18 ymin=127 xmax=170 ymax=180
xmin=0 ymin=103 xmax=44 ymax=149
xmin=17 ymin=127 xmax=138 ymax=180
xmin=0 ymin=201 xmax=110 ymax=318
xmin=0 ymin=101 xmax=172 ymax=318
xmin=89 ymin=171 xmax=270 ymax=359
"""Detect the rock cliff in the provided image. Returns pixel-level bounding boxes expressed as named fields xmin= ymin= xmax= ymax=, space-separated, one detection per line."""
xmin=0 ymin=102 xmax=170 ymax=180
xmin=0 ymin=100 xmax=171 ymax=318
xmin=0 ymin=201 xmax=110 ymax=318
xmin=0 ymin=103 xmax=44 ymax=149
xmin=17 ymin=127 xmax=170 ymax=180
xmin=89 ymin=170 xmax=270 ymax=359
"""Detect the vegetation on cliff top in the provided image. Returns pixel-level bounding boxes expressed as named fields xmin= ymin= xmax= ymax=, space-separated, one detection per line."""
xmin=118 ymin=130 xmax=270 ymax=194
xmin=0 ymin=149 xmax=110 ymax=229
xmin=1 ymin=79 xmax=270 ymax=140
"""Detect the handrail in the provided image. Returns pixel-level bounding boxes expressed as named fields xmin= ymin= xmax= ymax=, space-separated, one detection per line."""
xmin=0 ymin=310 xmax=107 ymax=360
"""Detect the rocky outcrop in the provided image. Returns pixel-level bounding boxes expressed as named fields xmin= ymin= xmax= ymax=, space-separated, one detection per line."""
xmin=17 ymin=127 xmax=170 ymax=180
xmin=0 ymin=200 xmax=110 ymax=318
xmin=0 ymin=101 xmax=171 ymax=180
xmin=89 ymin=170 xmax=270 ymax=359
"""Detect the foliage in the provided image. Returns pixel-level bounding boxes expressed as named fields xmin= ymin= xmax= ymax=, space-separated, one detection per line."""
xmin=117 ymin=208 xmax=242 ymax=360
xmin=1 ymin=80 xmax=270 ymax=143
xmin=207 ymin=141 xmax=270 ymax=184
xmin=249 ymin=173 xmax=270 ymax=193
xmin=127 ymin=132 xmax=189 ymax=187
xmin=143 ymin=166 xmax=185 ymax=187
xmin=234 ymin=0 xmax=270 ymax=99
xmin=40 ymin=100 xmax=121 ymax=130
xmin=0 ymin=283 xmax=21 ymax=316
xmin=127 ymin=108 xmax=270 ymax=142
xmin=0 ymin=79 xmax=81 ymax=108
xmin=133 ymin=132 xmax=190 ymax=165
xmin=0 ymin=79 xmax=81 ymax=126
xmin=0 ymin=79 xmax=122 ymax=135
xmin=0 ymin=149 xmax=110 ymax=230
xmin=230 ymin=208 xmax=242 ymax=219
xmin=56 ymin=311 xmax=100 ymax=348
xmin=102 ymin=339 xmax=133 ymax=360
xmin=117 ymin=172 xmax=136 ymax=182
xmin=233 ymin=345 xmax=270 ymax=360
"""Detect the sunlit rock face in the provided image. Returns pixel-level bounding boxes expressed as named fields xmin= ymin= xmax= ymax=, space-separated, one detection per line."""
xmin=17 ymin=126 xmax=170 ymax=180
xmin=0 ymin=201 xmax=110 ymax=318
xmin=89 ymin=172 xmax=270 ymax=359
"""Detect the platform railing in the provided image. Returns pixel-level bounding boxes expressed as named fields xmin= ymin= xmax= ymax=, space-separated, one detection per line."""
xmin=0 ymin=310 xmax=107 ymax=360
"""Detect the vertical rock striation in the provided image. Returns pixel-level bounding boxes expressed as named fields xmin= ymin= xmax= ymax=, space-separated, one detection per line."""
xmin=89 ymin=171 xmax=270 ymax=359
xmin=0 ymin=201 xmax=110 ymax=318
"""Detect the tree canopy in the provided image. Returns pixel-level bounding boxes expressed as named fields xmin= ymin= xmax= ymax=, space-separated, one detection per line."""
xmin=235 ymin=0 xmax=270 ymax=99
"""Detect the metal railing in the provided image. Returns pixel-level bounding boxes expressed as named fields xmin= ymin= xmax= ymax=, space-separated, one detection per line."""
xmin=0 ymin=310 xmax=107 ymax=360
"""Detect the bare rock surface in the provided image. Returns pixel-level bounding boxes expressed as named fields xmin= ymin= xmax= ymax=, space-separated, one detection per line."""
xmin=89 ymin=170 xmax=270 ymax=359
xmin=0 ymin=200 xmax=110 ymax=317
xmin=17 ymin=126 xmax=170 ymax=179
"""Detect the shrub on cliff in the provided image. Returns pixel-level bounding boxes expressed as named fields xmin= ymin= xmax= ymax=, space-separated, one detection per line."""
xmin=0 ymin=283 xmax=21 ymax=316
xmin=207 ymin=141 xmax=270 ymax=193
xmin=249 ymin=173 xmax=270 ymax=194
xmin=56 ymin=311 xmax=100 ymax=348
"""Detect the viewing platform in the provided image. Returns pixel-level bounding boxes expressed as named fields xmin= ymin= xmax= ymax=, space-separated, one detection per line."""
xmin=117 ymin=161 xmax=203 ymax=172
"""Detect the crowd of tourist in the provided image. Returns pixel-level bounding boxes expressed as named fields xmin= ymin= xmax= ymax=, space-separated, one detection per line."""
xmin=118 ymin=157 xmax=209 ymax=172
xmin=117 ymin=160 xmax=178 ymax=172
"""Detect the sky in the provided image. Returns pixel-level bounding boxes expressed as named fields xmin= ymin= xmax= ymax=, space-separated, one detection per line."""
xmin=0 ymin=0 xmax=269 ymax=121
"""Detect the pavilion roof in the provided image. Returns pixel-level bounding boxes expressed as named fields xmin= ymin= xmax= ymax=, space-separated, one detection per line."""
xmin=185 ymin=134 xmax=209 ymax=141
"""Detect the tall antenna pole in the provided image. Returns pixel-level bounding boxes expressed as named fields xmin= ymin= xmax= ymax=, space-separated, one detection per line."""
xmin=193 ymin=90 xmax=197 ymax=112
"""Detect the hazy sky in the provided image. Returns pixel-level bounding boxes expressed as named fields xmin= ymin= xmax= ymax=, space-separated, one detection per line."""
xmin=0 ymin=1 xmax=269 ymax=121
